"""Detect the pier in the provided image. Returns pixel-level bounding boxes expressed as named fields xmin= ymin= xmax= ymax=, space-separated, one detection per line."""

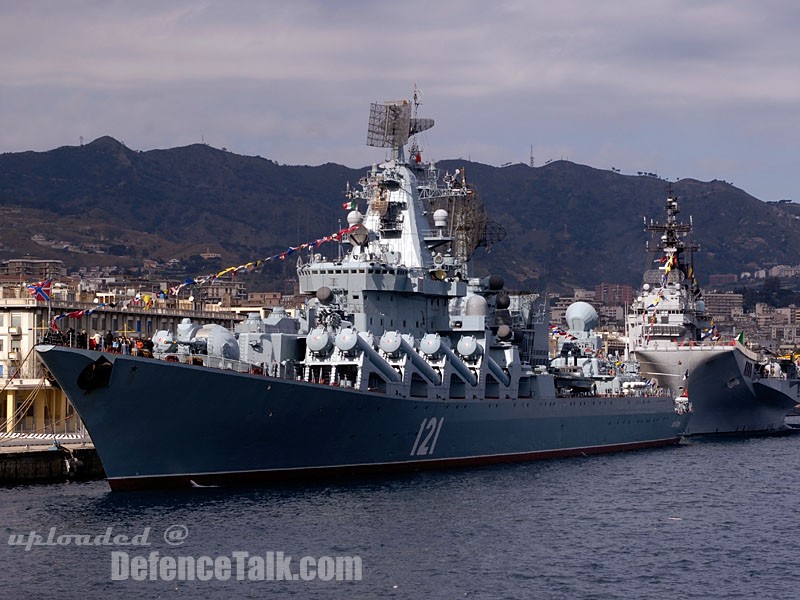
xmin=0 ymin=435 xmax=104 ymax=484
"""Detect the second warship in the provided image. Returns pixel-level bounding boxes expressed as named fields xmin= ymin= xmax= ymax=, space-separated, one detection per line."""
xmin=627 ymin=193 xmax=800 ymax=435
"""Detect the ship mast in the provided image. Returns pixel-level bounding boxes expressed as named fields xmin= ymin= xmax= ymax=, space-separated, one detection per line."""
xmin=644 ymin=192 xmax=698 ymax=287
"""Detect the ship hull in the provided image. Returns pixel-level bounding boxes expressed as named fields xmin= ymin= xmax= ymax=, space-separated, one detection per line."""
xmin=634 ymin=344 xmax=800 ymax=435
xmin=37 ymin=345 xmax=686 ymax=491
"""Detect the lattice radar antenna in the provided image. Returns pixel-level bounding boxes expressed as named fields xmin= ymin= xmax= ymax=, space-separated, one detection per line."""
xmin=366 ymin=99 xmax=434 ymax=161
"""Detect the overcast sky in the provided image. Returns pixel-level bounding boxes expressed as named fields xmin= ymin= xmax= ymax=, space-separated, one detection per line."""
xmin=2 ymin=1 xmax=799 ymax=201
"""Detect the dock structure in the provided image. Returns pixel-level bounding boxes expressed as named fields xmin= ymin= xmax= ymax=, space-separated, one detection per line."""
xmin=0 ymin=438 xmax=103 ymax=483
xmin=1 ymin=281 xmax=244 ymax=437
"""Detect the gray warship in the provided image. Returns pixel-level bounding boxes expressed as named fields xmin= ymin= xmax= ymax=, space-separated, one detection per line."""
xmin=36 ymin=95 xmax=688 ymax=490
xmin=627 ymin=193 xmax=800 ymax=435
xmin=549 ymin=301 xmax=682 ymax=406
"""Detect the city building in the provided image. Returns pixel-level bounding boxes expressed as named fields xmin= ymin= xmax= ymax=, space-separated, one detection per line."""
xmin=200 ymin=277 xmax=248 ymax=306
xmin=548 ymin=295 xmax=575 ymax=327
xmin=572 ymin=288 xmax=596 ymax=302
xmin=1 ymin=258 xmax=66 ymax=280
xmin=594 ymin=283 xmax=633 ymax=307
xmin=246 ymin=291 xmax=283 ymax=307
xmin=768 ymin=265 xmax=800 ymax=278
xmin=703 ymin=292 xmax=744 ymax=321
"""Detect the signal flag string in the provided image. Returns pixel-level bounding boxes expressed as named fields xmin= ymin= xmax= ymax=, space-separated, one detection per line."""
xmin=45 ymin=223 xmax=361 ymax=331
xmin=168 ymin=223 xmax=361 ymax=296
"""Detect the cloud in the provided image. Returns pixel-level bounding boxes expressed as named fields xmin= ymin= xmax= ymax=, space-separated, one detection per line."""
xmin=1 ymin=0 xmax=799 ymax=200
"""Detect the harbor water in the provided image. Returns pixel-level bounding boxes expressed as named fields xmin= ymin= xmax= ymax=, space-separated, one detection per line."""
xmin=3 ymin=433 xmax=800 ymax=599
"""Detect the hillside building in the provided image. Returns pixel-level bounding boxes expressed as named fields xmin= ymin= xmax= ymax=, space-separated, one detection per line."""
xmin=703 ymin=292 xmax=744 ymax=322
xmin=1 ymin=258 xmax=66 ymax=280
xmin=594 ymin=283 xmax=633 ymax=307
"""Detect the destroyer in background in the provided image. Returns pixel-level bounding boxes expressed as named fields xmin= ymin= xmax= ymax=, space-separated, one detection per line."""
xmin=627 ymin=194 xmax=799 ymax=435
xmin=37 ymin=94 xmax=688 ymax=491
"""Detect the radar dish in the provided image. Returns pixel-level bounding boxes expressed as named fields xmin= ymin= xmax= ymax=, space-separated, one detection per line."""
xmin=370 ymin=187 xmax=389 ymax=216
xmin=479 ymin=220 xmax=507 ymax=251
xmin=371 ymin=198 xmax=388 ymax=216
xmin=666 ymin=270 xmax=684 ymax=284
xmin=643 ymin=268 xmax=684 ymax=285
xmin=643 ymin=270 xmax=663 ymax=285
xmin=367 ymin=100 xmax=412 ymax=148
xmin=410 ymin=118 xmax=434 ymax=135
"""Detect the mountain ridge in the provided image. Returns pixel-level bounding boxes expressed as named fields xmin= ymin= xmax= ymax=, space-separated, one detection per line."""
xmin=1 ymin=136 xmax=799 ymax=292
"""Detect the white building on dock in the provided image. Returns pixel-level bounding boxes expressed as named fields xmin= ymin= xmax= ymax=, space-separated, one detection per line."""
xmin=0 ymin=281 xmax=243 ymax=437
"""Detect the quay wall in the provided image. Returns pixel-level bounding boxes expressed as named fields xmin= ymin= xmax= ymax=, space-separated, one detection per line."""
xmin=0 ymin=447 xmax=104 ymax=484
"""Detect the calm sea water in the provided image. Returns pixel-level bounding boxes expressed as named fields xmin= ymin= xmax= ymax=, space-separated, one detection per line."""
xmin=3 ymin=434 xmax=800 ymax=599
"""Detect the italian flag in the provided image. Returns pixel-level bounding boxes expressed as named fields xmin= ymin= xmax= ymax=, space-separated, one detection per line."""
xmin=342 ymin=200 xmax=356 ymax=210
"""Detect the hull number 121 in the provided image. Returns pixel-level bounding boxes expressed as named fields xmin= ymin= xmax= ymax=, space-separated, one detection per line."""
xmin=410 ymin=417 xmax=444 ymax=456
